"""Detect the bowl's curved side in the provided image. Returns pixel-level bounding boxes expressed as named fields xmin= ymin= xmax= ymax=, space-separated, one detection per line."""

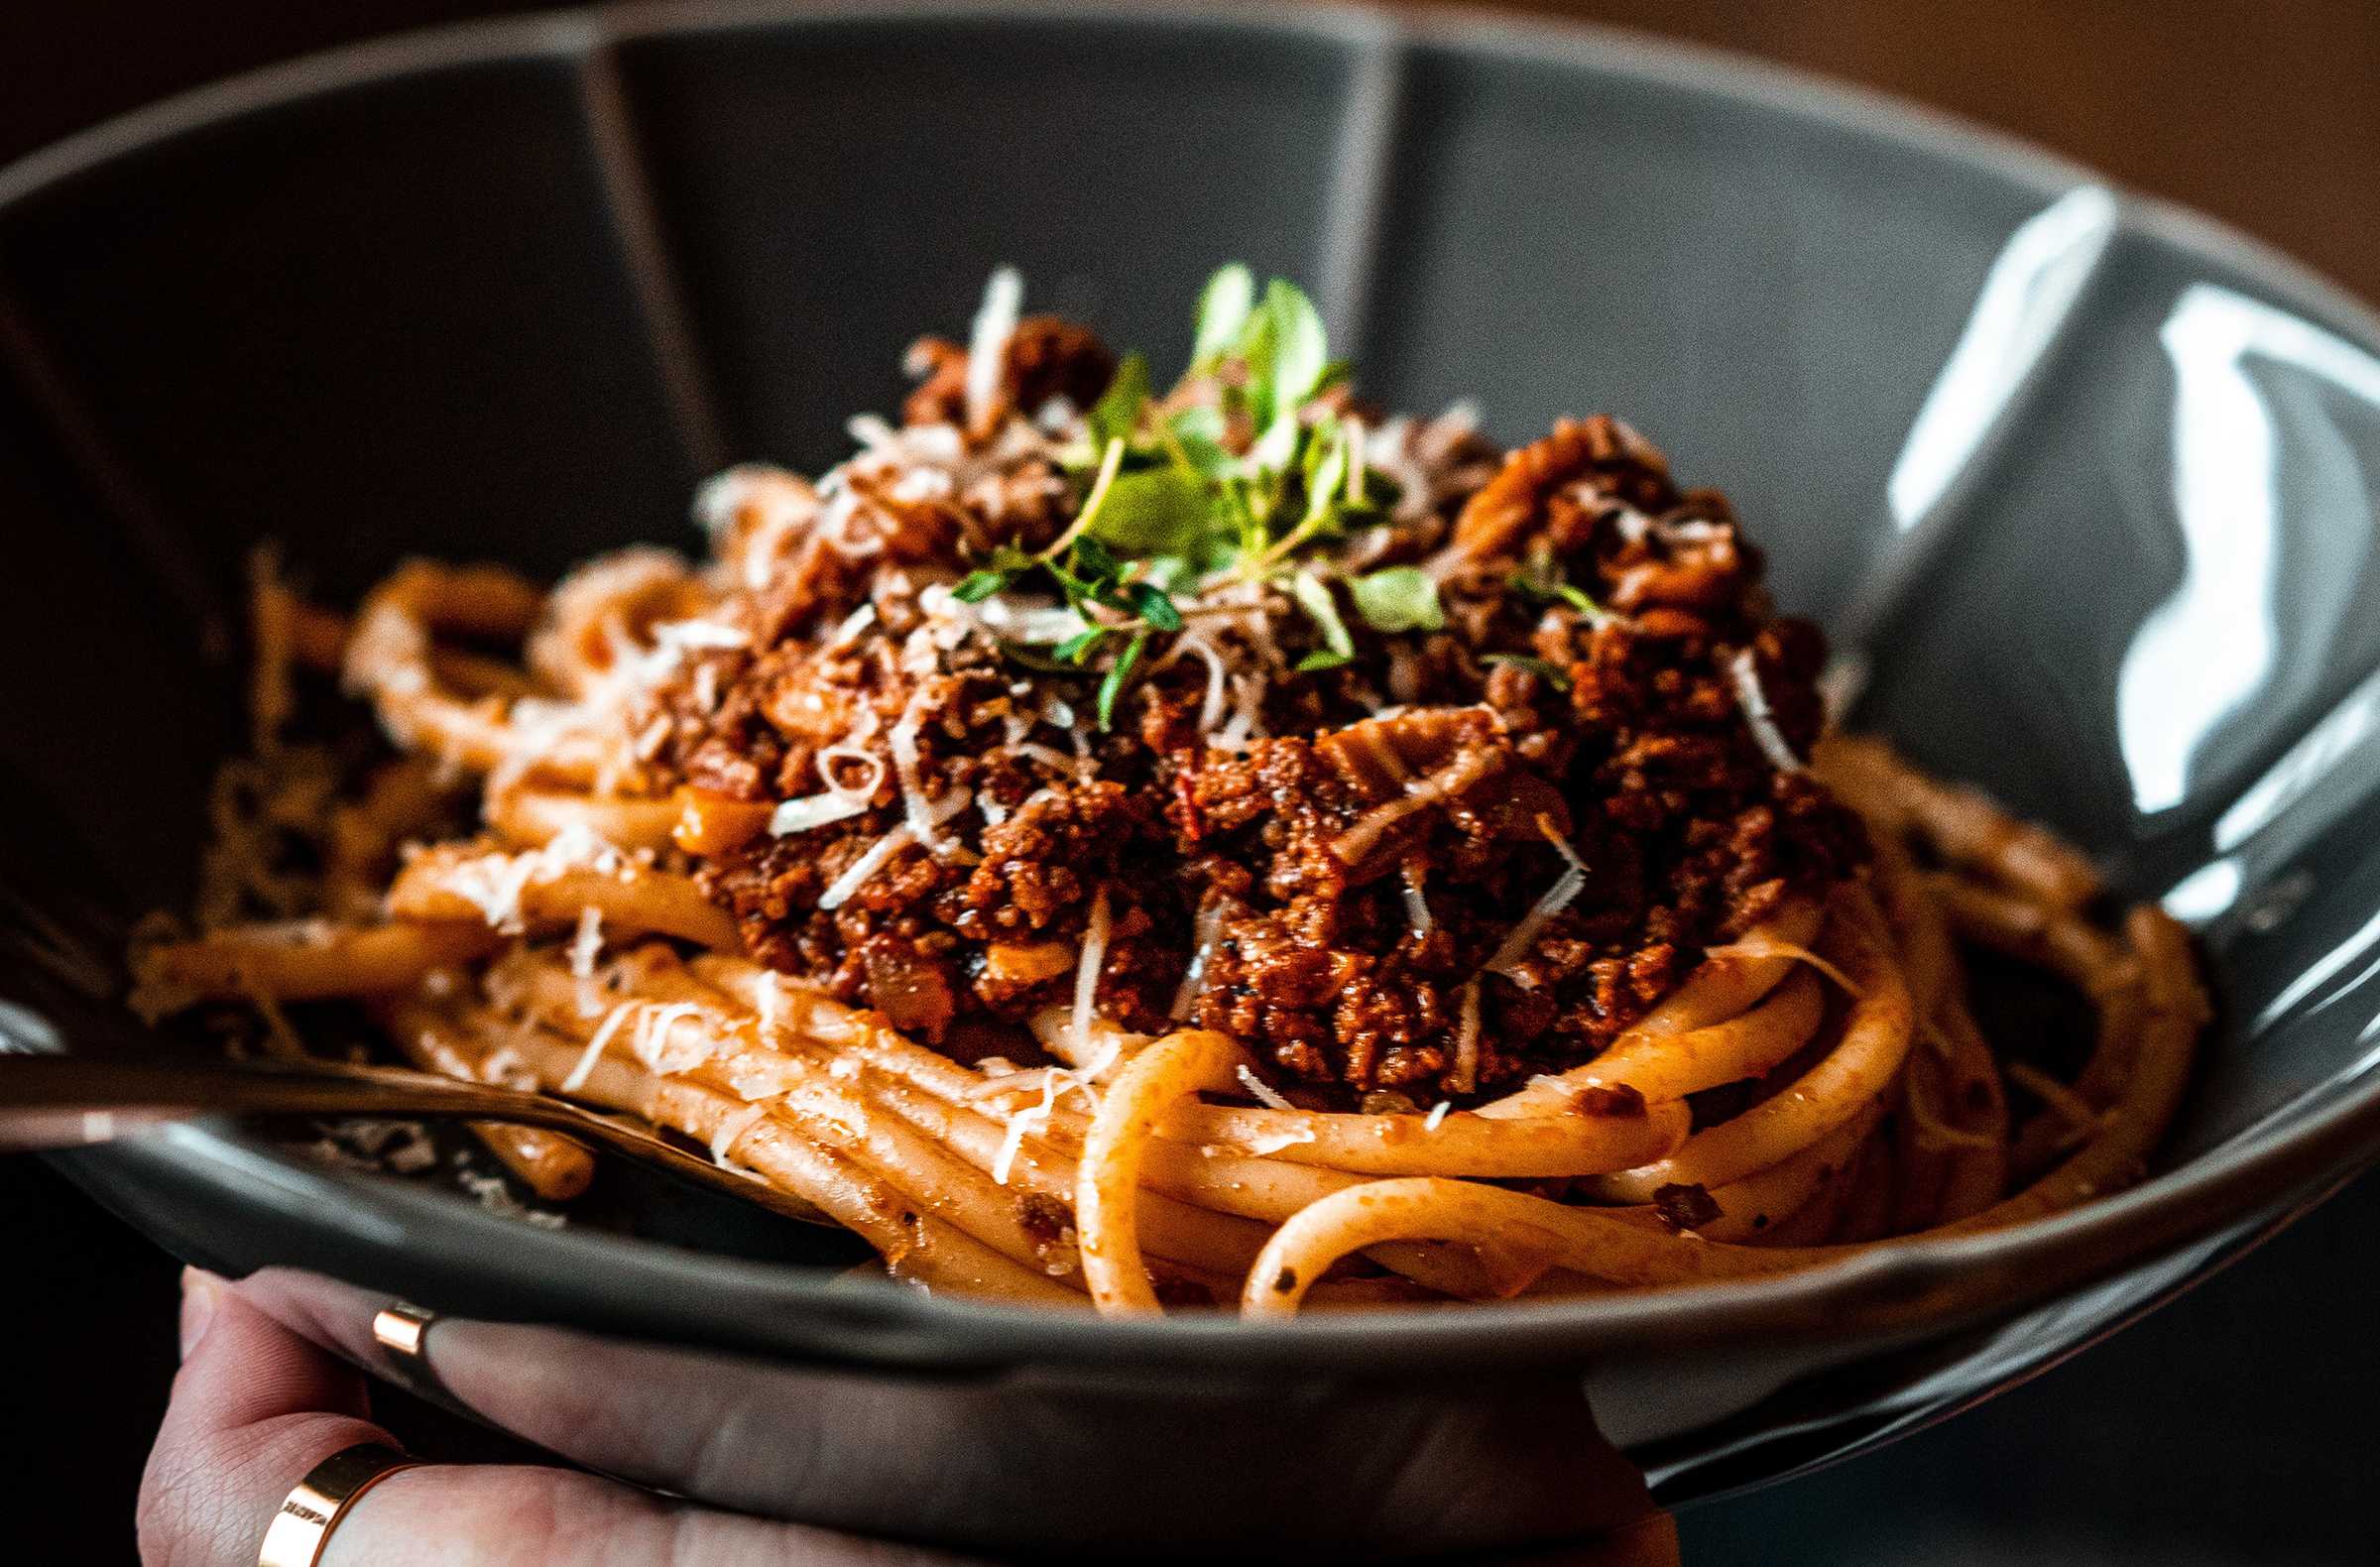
xmin=3 ymin=0 xmax=2380 ymax=1505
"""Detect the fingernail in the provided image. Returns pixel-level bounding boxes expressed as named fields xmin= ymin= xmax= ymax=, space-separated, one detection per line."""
xmin=178 ymin=1268 xmax=218 ymax=1361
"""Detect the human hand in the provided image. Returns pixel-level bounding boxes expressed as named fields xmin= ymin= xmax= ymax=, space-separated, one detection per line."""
xmin=139 ymin=1267 xmax=1678 ymax=1566
xmin=138 ymin=1267 xmax=983 ymax=1565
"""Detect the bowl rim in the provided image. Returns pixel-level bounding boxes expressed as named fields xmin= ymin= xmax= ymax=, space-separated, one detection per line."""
xmin=14 ymin=0 xmax=2380 ymax=1373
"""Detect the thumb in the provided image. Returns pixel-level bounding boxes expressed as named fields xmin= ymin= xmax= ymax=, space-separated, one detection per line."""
xmin=138 ymin=1267 xmax=388 ymax=1566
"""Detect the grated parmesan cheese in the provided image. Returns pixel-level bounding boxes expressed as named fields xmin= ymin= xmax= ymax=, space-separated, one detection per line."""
xmin=567 ymin=905 xmax=605 ymax=1017
xmin=478 ymin=1045 xmax=537 ymax=1093
xmin=770 ymin=791 xmax=870 ymax=837
xmin=990 ymin=1035 xmax=1121 ymax=1186
xmin=560 ymin=1002 xmax=636 ymax=1093
xmin=630 ymin=1001 xmax=706 ymax=1074
xmin=818 ymin=823 xmax=916 ymax=910
xmin=1169 ymin=897 xmax=1228 ymax=1021
xmin=846 ymin=413 xmax=901 ymax=452
xmin=1235 ymin=1064 xmax=1295 ymax=1111
xmin=815 ymin=741 xmax=886 ymax=802
xmin=1484 ymin=822 xmax=1590 ymax=980
xmin=1070 ymin=890 xmax=1111 ymax=1056
xmin=653 ymin=618 xmax=749 ymax=652
xmin=1214 ymin=673 xmax=1266 ymax=752
xmin=965 ymin=266 xmax=1024 ymax=430
xmin=971 ymin=595 xmax=1088 ymax=647
xmin=1729 ymin=648 xmax=1805 ymax=773
xmin=1334 ymin=728 xmax=1504 ymax=865
xmin=451 ymin=823 xmax=626 ymax=933
xmin=756 ymin=970 xmax=781 ymax=1038
xmin=1152 ymin=632 xmax=1230 ymax=733
xmin=825 ymin=602 xmax=878 ymax=650
xmin=888 ymin=687 xmax=975 ymax=859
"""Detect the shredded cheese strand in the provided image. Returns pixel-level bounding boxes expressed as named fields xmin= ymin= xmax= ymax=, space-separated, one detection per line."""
xmin=1071 ymin=890 xmax=1112 ymax=1056
xmin=567 ymin=906 xmax=605 ymax=1017
xmin=560 ymin=1002 xmax=635 ymax=1093
xmin=770 ymin=791 xmax=870 ymax=837
xmin=965 ymin=266 xmax=1023 ymax=429
xmin=1485 ymin=822 xmax=1591 ymax=979
xmin=1730 ymin=648 xmax=1805 ymax=773
xmin=1235 ymin=1063 xmax=1295 ymax=1110
xmin=1169 ymin=897 xmax=1227 ymax=1021
xmin=818 ymin=823 xmax=916 ymax=911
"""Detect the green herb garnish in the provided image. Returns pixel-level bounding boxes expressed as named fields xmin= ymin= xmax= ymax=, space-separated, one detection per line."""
xmin=1510 ymin=553 xmax=1610 ymax=625
xmin=1483 ymin=653 xmax=1574 ymax=692
xmin=1349 ymin=566 xmax=1445 ymax=634
xmin=1190 ymin=264 xmax=1255 ymax=371
xmin=1085 ymin=353 xmax=1151 ymax=453
xmin=947 ymin=265 xmax=1439 ymax=725
xmin=1096 ymin=631 xmax=1149 ymax=729
xmin=1288 ymin=571 xmax=1355 ymax=672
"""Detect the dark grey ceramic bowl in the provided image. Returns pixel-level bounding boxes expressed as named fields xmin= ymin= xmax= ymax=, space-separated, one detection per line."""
xmin=6 ymin=2 xmax=2380 ymax=1557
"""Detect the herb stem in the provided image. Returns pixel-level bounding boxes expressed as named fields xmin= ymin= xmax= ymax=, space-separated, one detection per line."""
xmin=1038 ymin=437 xmax=1128 ymax=562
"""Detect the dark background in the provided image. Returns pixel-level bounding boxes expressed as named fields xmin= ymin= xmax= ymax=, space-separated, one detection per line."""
xmin=7 ymin=3 xmax=2379 ymax=1563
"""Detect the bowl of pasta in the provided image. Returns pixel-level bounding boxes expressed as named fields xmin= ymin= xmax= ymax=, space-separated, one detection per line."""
xmin=5 ymin=2 xmax=2380 ymax=1557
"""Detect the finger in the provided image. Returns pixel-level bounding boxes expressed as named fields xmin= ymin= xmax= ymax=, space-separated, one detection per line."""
xmin=138 ymin=1268 xmax=391 ymax=1567
xmin=142 ymin=1270 xmax=989 ymax=1567
xmin=321 ymin=1463 xmax=991 ymax=1567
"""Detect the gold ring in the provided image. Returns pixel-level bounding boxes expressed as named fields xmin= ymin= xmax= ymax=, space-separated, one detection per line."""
xmin=256 ymin=1441 xmax=421 ymax=1567
xmin=372 ymin=1301 xmax=435 ymax=1362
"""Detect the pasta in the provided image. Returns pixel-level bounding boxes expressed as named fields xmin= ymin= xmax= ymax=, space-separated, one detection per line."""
xmin=132 ymin=267 xmax=2208 ymax=1316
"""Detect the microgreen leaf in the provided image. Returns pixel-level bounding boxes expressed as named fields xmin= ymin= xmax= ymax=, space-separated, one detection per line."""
xmin=1164 ymin=405 xmax=1239 ymax=480
xmin=1263 ymin=279 xmax=1329 ymax=413
xmin=978 ymin=268 xmax=1419 ymax=687
xmin=1510 ymin=558 xmax=1610 ymax=625
xmin=1191 ymin=265 xmax=1255 ymax=371
xmin=1302 ymin=419 xmax=1350 ymax=526
xmin=1082 ymin=468 xmax=1220 ymax=559
xmin=996 ymin=640 xmax=1082 ymax=674
xmin=953 ymin=569 xmax=1010 ymax=603
xmin=1097 ymin=631 xmax=1149 ymax=729
xmin=1071 ymin=535 xmax=1122 ymax=583
xmin=1054 ymin=628 xmax=1107 ymax=664
xmin=1553 ymin=582 xmax=1605 ymax=619
xmin=1042 ymin=561 xmax=1091 ymax=610
xmin=1288 ymin=570 xmax=1355 ymax=669
xmin=1129 ymin=581 xmax=1183 ymax=632
xmin=1086 ymin=352 xmax=1150 ymax=452
xmin=1249 ymin=410 xmax=1302 ymax=475
xmin=1483 ymin=653 xmax=1573 ymax=692
xmin=1349 ymin=566 xmax=1445 ymax=634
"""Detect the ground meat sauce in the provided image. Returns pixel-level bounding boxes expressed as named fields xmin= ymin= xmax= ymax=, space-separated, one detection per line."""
xmin=649 ymin=318 xmax=1865 ymax=1105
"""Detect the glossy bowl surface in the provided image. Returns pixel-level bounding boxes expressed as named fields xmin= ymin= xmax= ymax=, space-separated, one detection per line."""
xmin=6 ymin=3 xmax=2380 ymax=1555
